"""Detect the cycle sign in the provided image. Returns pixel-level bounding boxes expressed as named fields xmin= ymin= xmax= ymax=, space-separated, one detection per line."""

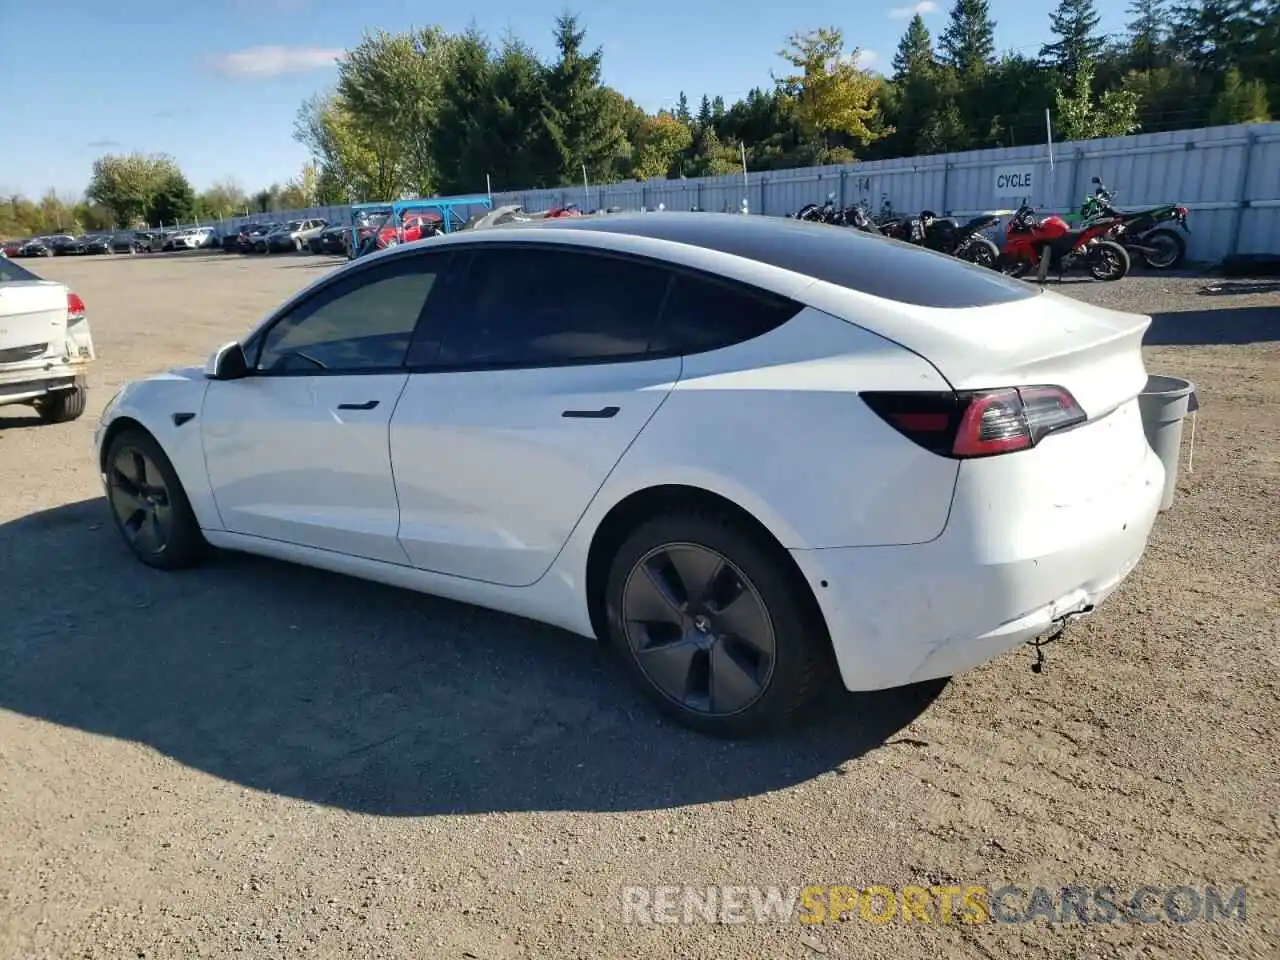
xmin=993 ymin=166 xmax=1036 ymax=197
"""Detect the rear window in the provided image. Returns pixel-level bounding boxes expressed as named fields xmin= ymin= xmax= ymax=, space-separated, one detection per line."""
xmin=0 ymin=258 xmax=39 ymax=283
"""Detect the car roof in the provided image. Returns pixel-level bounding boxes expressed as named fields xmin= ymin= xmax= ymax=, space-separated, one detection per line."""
xmin=459 ymin=212 xmax=1035 ymax=310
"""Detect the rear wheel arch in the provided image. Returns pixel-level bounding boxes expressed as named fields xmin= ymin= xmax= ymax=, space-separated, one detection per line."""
xmin=583 ymin=484 xmax=829 ymax=649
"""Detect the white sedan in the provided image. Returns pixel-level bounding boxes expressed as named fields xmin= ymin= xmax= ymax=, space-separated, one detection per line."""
xmin=94 ymin=214 xmax=1163 ymax=737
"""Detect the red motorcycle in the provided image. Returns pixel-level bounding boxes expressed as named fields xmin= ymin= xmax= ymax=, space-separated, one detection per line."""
xmin=999 ymin=202 xmax=1130 ymax=282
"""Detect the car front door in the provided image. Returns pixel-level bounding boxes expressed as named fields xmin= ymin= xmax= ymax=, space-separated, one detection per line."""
xmin=201 ymin=251 xmax=450 ymax=563
xmin=389 ymin=244 xmax=681 ymax=587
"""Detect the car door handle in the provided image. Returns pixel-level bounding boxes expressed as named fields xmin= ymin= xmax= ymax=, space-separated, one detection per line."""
xmin=337 ymin=400 xmax=379 ymax=411
xmin=562 ymin=406 xmax=620 ymax=419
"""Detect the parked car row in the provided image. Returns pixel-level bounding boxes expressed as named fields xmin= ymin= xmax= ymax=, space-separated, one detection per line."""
xmin=1 ymin=227 xmax=228 ymax=258
xmin=224 ymin=218 xmax=331 ymax=254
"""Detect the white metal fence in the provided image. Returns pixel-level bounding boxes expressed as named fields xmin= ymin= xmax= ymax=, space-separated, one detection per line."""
xmin=204 ymin=122 xmax=1280 ymax=263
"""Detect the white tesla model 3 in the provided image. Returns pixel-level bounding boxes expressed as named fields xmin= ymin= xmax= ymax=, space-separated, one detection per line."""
xmin=95 ymin=213 xmax=1164 ymax=737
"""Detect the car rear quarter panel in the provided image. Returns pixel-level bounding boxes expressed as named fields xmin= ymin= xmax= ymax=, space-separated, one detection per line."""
xmin=584 ymin=307 xmax=960 ymax=551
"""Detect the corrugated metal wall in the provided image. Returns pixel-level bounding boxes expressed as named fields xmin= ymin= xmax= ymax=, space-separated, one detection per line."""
xmin=205 ymin=122 xmax=1280 ymax=263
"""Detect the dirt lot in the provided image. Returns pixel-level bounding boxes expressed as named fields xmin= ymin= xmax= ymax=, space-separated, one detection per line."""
xmin=1 ymin=252 xmax=1277 ymax=959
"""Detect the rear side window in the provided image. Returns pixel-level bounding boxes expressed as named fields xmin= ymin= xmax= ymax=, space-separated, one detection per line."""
xmin=437 ymin=247 xmax=671 ymax=368
xmin=653 ymin=273 xmax=801 ymax=355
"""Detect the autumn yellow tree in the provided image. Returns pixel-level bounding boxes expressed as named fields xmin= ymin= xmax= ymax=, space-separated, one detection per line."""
xmin=775 ymin=27 xmax=889 ymax=160
xmin=631 ymin=112 xmax=693 ymax=180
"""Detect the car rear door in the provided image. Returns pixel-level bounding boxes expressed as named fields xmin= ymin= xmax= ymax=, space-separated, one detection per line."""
xmin=389 ymin=244 xmax=681 ymax=587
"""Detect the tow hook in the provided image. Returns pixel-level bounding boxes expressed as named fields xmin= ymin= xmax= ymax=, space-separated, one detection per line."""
xmin=1028 ymin=605 xmax=1094 ymax=674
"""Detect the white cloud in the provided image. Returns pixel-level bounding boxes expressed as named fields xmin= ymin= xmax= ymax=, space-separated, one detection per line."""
xmin=889 ymin=1 xmax=938 ymax=18
xmin=207 ymin=45 xmax=342 ymax=78
xmin=854 ymin=50 xmax=880 ymax=69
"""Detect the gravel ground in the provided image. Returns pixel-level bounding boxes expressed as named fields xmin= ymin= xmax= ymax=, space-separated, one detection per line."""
xmin=1 ymin=253 xmax=1277 ymax=959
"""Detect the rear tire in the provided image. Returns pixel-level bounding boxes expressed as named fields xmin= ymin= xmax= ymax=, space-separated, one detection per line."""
xmin=1141 ymin=227 xmax=1185 ymax=270
xmin=35 ymin=382 xmax=87 ymax=423
xmin=103 ymin=427 xmax=206 ymax=570
xmin=1088 ymin=240 xmax=1130 ymax=281
xmin=959 ymin=236 xmax=1000 ymax=270
xmin=604 ymin=510 xmax=832 ymax=738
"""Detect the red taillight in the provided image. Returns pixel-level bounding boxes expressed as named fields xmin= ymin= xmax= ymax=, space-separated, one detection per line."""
xmin=67 ymin=291 xmax=86 ymax=320
xmin=861 ymin=386 xmax=1085 ymax=459
xmin=1176 ymin=206 xmax=1188 ymax=218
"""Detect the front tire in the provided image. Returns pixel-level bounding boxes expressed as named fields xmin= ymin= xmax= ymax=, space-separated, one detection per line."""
xmin=35 ymin=382 xmax=87 ymax=423
xmin=1088 ymin=240 xmax=1130 ymax=281
xmin=1141 ymin=227 xmax=1186 ymax=270
xmin=103 ymin=427 xmax=206 ymax=570
xmin=604 ymin=511 xmax=831 ymax=738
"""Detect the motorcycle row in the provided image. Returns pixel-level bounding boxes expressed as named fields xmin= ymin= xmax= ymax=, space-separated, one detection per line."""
xmin=787 ymin=178 xmax=1191 ymax=284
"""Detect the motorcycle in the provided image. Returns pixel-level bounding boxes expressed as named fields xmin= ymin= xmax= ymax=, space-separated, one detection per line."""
xmin=874 ymin=208 xmax=1001 ymax=268
xmin=999 ymin=201 xmax=1130 ymax=282
xmin=1081 ymin=177 xmax=1190 ymax=270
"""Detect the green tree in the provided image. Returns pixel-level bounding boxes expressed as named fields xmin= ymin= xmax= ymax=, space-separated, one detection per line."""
xmin=1127 ymin=0 xmax=1170 ymax=67
xmin=86 ymin=152 xmax=180 ymax=227
xmin=537 ymin=15 xmax=626 ymax=185
xmin=337 ymin=27 xmax=453 ymax=197
xmin=697 ymin=94 xmax=713 ymax=127
xmin=776 ymin=27 xmax=889 ymax=153
xmin=1042 ymin=0 xmax=1106 ymax=77
xmin=1055 ymin=59 xmax=1143 ymax=139
xmin=147 ymin=171 xmax=196 ymax=225
xmin=940 ymin=0 xmax=996 ymax=75
xmin=1209 ymin=65 xmax=1271 ymax=122
xmin=199 ymin=179 xmax=248 ymax=219
xmin=893 ymin=13 xmax=935 ymax=80
xmin=675 ymin=91 xmax=691 ymax=124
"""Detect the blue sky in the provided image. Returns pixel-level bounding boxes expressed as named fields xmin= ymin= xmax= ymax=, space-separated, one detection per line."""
xmin=0 ymin=0 xmax=1127 ymax=199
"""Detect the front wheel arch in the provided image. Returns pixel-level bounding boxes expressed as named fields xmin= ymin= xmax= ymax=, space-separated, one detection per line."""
xmin=583 ymin=484 xmax=828 ymax=650
xmin=98 ymin=415 xmax=149 ymax=477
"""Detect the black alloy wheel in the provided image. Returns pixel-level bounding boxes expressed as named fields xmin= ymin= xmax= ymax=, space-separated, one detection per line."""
xmin=104 ymin=429 xmax=205 ymax=569
xmin=605 ymin=512 xmax=831 ymax=737
xmin=622 ymin=542 xmax=777 ymax=718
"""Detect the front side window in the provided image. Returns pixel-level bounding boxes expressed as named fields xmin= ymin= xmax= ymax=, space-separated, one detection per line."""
xmin=255 ymin=255 xmax=445 ymax=374
xmin=436 ymin=246 xmax=671 ymax=368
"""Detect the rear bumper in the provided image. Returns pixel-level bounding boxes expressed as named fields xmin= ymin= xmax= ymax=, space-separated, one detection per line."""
xmin=790 ymin=445 xmax=1164 ymax=691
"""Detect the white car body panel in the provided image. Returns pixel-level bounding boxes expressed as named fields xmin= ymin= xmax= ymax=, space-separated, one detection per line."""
xmin=201 ymin=374 xmax=412 ymax=564
xmin=97 ymin=217 xmax=1166 ymax=695
xmin=95 ymin=367 xmax=220 ymax=524
xmin=0 ymin=278 xmax=94 ymax=406
xmin=390 ymin=355 xmax=683 ymax=586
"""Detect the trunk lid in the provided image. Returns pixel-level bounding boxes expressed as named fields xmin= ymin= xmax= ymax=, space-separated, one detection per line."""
xmin=0 ymin=280 xmax=67 ymax=364
xmin=822 ymin=287 xmax=1150 ymax=418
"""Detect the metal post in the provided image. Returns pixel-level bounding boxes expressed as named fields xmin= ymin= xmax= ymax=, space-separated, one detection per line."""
xmin=1067 ymin=149 xmax=1083 ymax=215
xmin=939 ymin=161 xmax=950 ymax=215
xmin=1229 ymin=130 xmax=1258 ymax=257
xmin=838 ymin=169 xmax=848 ymax=210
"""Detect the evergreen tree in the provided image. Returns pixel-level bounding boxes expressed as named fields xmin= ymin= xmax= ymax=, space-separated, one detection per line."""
xmin=1041 ymin=0 xmax=1106 ymax=77
xmin=1127 ymin=0 xmax=1169 ymax=66
xmin=697 ymin=94 xmax=713 ymax=127
xmin=940 ymin=0 xmax=996 ymax=74
xmin=675 ymin=91 xmax=691 ymax=124
xmin=892 ymin=13 xmax=934 ymax=80
xmin=537 ymin=15 xmax=625 ymax=184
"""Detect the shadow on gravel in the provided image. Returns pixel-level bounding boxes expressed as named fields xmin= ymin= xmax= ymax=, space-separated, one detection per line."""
xmin=0 ymin=413 xmax=43 ymax=429
xmin=1145 ymin=305 xmax=1280 ymax=346
xmin=0 ymin=499 xmax=942 ymax=817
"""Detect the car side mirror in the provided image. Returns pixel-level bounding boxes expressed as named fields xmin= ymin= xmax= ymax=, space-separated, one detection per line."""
xmin=205 ymin=341 xmax=248 ymax=381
